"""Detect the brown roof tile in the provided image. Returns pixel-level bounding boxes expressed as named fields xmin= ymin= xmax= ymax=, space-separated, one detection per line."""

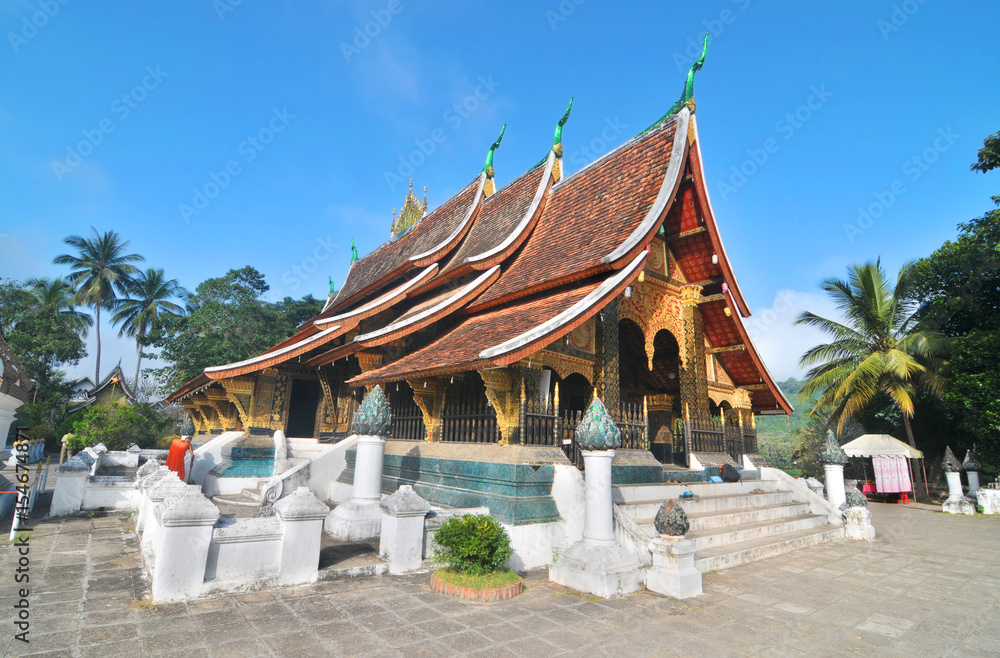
xmin=470 ymin=120 xmax=679 ymax=312
xmin=329 ymin=177 xmax=482 ymax=312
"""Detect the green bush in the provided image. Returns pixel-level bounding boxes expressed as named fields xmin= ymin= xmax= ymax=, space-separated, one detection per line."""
xmin=68 ymin=402 xmax=174 ymax=451
xmin=432 ymin=514 xmax=513 ymax=575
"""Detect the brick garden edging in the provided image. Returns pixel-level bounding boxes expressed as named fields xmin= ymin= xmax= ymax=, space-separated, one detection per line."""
xmin=430 ymin=574 xmax=523 ymax=602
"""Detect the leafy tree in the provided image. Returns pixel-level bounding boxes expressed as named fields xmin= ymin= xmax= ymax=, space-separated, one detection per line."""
xmin=909 ymin=130 xmax=1000 ymax=467
xmin=0 ymin=279 xmax=86 ymax=402
xmin=111 ymin=268 xmax=187 ymax=388
xmin=54 ymin=228 xmax=144 ymax=384
xmin=971 ymin=130 xmax=1000 ymax=174
xmin=274 ymin=294 xmax=324 ymax=336
xmin=152 ymin=266 xmax=287 ymax=393
xmin=24 ymin=277 xmax=93 ymax=335
xmin=795 ymin=261 xmax=948 ymax=494
xmin=791 ymin=414 xmax=864 ymax=480
xmin=66 ymin=401 xmax=173 ymax=450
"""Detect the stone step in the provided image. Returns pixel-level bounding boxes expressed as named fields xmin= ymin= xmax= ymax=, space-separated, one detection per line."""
xmin=684 ymin=513 xmax=829 ymax=552
xmin=686 ymin=502 xmax=813 ymax=532
xmin=241 ymin=488 xmax=262 ymax=502
xmin=634 ymin=502 xmax=812 ymax=534
xmin=211 ymin=494 xmax=260 ymax=508
xmin=614 ymin=480 xmax=778 ymax=506
xmin=694 ymin=524 xmax=845 ymax=573
xmin=621 ymin=491 xmax=796 ymax=520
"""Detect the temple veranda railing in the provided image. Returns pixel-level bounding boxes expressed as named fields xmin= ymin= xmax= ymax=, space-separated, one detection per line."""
xmin=679 ymin=413 xmax=755 ymax=466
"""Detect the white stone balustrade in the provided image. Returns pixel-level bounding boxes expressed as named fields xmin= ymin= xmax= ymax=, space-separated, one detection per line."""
xmin=151 ymin=487 xmax=220 ymax=602
xmin=274 ymin=487 xmax=330 ymax=585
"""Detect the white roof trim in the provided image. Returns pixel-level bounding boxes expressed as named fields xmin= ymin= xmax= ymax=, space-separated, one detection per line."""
xmin=478 ymin=251 xmax=647 ymax=360
xmin=314 ymin=265 xmax=438 ymax=326
xmin=408 ymin=173 xmax=486 ymax=263
xmin=205 ymin=326 xmax=341 ymax=372
xmin=354 ymin=266 xmax=500 ymax=344
xmin=687 ymin=113 xmax=748 ymax=318
xmin=465 ymin=152 xmax=554 ymax=266
xmin=601 ymin=107 xmax=689 ymax=265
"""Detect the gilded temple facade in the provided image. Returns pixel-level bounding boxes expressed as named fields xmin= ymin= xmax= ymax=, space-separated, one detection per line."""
xmin=168 ymin=54 xmax=792 ymax=502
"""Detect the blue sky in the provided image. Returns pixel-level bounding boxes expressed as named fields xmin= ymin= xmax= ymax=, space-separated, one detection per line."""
xmin=1 ymin=1 xmax=997 ymax=384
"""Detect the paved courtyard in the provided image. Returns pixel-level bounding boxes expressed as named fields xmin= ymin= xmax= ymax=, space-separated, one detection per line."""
xmin=1 ymin=501 xmax=998 ymax=657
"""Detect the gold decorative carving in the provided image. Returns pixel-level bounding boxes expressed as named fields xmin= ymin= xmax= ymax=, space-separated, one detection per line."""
xmin=646 ymin=239 xmax=667 ymax=276
xmin=648 ymin=394 xmax=674 ymax=412
xmin=680 ymin=284 xmax=703 ymax=308
xmin=407 ymin=378 xmax=442 ymax=441
xmin=477 ymin=368 xmax=516 ymax=445
xmin=732 ymin=388 xmax=753 ymax=410
xmin=567 ymin=319 xmax=595 ymax=354
xmin=619 ymin=280 xmax=684 ymax=370
xmin=528 ymin=350 xmax=594 ymax=384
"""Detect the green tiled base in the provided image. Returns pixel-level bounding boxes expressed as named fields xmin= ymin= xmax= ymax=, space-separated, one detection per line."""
xmin=340 ymin=445 xmax=563 ymax=526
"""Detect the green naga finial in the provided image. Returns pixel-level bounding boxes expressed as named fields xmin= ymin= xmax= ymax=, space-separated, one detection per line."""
xmin=667 ymin=33 xmax=709 ymax=117
xmin=350 ymin=238 xmax=359 ymax=265
xmin=328 ymin=275 xmax=336 ymax=295
xmin=552 ymin=97 xmax=573 ymax=157
xmin=482 ymin=124 xmax=506 ymax=178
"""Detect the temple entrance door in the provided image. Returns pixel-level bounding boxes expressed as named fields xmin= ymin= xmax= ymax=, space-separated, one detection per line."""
xmin=286 ymin=379 xmax=321 ymax=438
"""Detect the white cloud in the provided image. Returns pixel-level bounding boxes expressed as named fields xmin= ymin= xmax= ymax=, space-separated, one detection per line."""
xmin=744 ymin=288 xmax=844 ymax=382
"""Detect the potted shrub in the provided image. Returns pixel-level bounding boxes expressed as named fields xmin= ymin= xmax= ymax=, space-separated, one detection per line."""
xmin=431 ymin=513 xmax=522 ymax=602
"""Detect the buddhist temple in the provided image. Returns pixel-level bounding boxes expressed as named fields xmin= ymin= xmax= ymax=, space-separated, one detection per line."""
xmin=168 ymin=41 xmax=792 ymax=526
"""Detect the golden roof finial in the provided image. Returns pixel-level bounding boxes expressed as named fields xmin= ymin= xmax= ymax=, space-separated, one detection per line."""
xmin=392 ymin=181 xmax=428 ymax=237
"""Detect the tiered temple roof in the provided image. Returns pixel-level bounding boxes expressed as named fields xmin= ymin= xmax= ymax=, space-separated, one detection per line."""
xmin=170 ymin=72 xmax=792 ymax=415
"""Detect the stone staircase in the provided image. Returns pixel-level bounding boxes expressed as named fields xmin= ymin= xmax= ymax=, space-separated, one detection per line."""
xmin=614 ymin=478 xmax=844 ymax=574
xmin=212 ymin=437 xmax=326 ymax=507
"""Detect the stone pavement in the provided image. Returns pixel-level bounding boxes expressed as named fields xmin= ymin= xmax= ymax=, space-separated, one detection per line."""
xmin=0 ymin=502 xmax=998 ymax=657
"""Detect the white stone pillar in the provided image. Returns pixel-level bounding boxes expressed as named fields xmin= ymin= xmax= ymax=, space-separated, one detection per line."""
xmin=274 ymin=487 xmax=330 ymax=586
xmin=646 ymin=536 xmax=702 ymax=599
xmin=549 ymin=397 xmax=641 ymax=599
xmin=582 ymin=450 xmax=616 ymax=545
xmin=151 ymin=488 xmax=219 ymax=602
xmin=942 ymin=447 xmax=975 ymax=515
xmin=125 ymin=444 xmax=141 ymax=468
xmin=824 ymin=464 xmax=846 ymax=509
xmin=324 ymin=435 xmax=386 ymax=540
xmin=50 ymin=456 xmax=89 ymax=517
xmin=966 ymin=471 xmax=980 ymax=499
xmin=379 ymin=485 xmax=432 ymax=575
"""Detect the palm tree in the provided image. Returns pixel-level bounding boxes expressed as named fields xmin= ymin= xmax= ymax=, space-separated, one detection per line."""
xmin=24 ymin=277 xmax=93 ymax=335
xmin=54 ymin=229 xmax=144 ymax=384
xmin=111 ymin=268 xmax=186 ymax=387
xmin=795 ymin=260 xmax=946 ymax=494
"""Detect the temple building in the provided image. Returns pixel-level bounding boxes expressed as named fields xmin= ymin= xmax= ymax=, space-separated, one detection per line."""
xmin=0 ymin=333 xmax=31 ymax=444
xmin=68 ymin=364 xmax=137 ymax=414
xmin=168 ymin=47 xmax=792 ymax=526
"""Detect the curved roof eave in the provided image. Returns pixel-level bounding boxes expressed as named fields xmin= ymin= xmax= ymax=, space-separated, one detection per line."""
xmin=722 ymin=288 xmax=794 ymax=414
xmin=354 ymin=265 xmax=501 ymax=347
xmin=687 ymin=114 xmax=752 ymax=318
xmin=408 ymin=172 xmax=487 ymax=267
xmin=204 ymin=325 xmax=346 ymax=380
xmin=601 ymin=108 xmax=690 ymax=266
xmin=464 ymin=152 xmax=555 ymax=269
xmin=314 ymin=265 xmax=438 ymax=327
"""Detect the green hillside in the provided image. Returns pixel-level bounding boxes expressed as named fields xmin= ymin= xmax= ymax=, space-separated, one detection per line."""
xmin=755 ymin=378 xmax=818 ymax=467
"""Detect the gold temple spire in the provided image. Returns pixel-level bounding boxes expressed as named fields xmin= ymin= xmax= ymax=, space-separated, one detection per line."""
xmin=391 ymin=178 xmax=429 ymax=237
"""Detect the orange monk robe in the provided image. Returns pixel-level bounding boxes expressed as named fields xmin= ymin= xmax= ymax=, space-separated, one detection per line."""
xmin=166 ymin=438 xmax=194 ymax=481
